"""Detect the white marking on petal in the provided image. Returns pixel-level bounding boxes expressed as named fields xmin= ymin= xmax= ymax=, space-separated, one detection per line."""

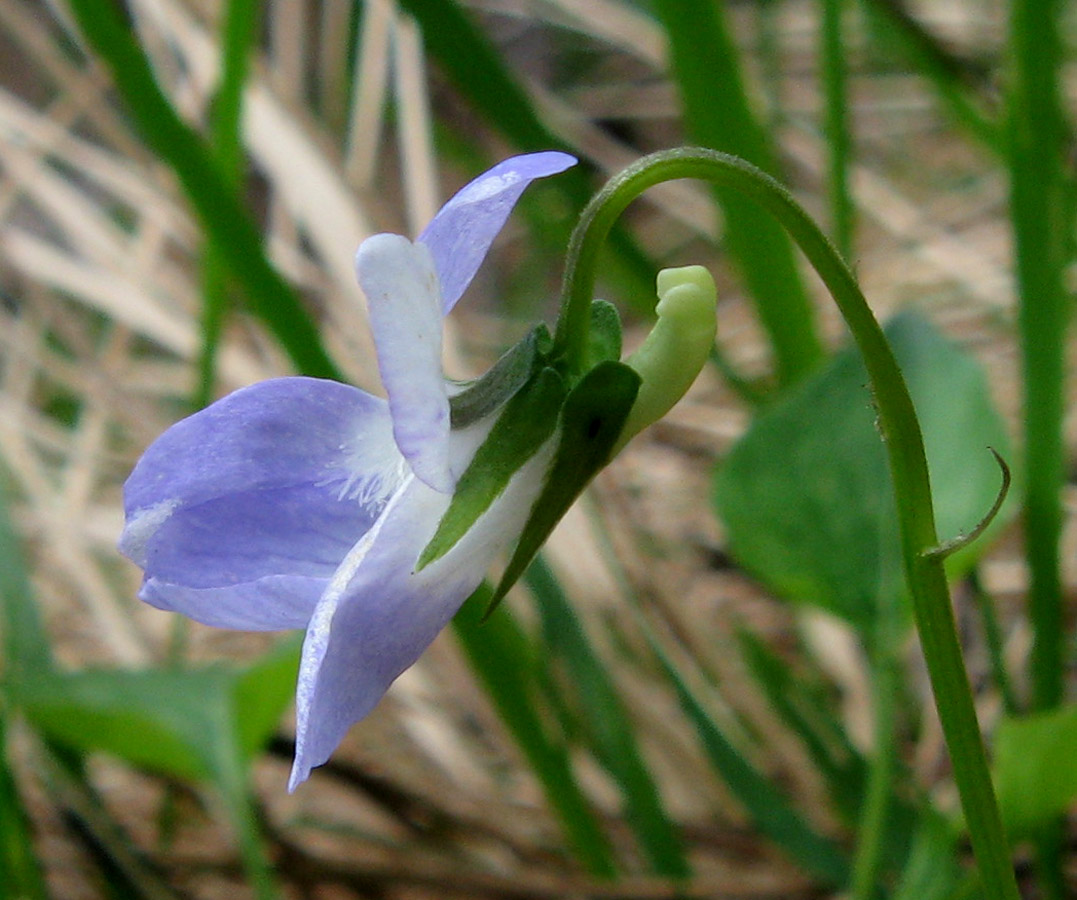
xmin=316 ymin=412 xmax=410 ymax=507
xmin=441 ymin=171 xmax=518 ymax=208
xmin=118 ymin=499 xmax=178 ymax=566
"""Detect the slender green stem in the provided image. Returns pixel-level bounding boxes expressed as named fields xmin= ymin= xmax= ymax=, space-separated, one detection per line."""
xmin=821 ymin=0 xmax=853 ymax=259
xmin=555 ymin=148 xmax=1020 ymax=900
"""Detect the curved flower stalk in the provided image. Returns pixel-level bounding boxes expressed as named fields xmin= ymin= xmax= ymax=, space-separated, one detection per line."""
xmin=120 ymin=152 xmax=717 ymax=790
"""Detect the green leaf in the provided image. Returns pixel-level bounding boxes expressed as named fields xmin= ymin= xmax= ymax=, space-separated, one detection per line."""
xmin=488 ymin=361 xmax=640 ymax=613
xmin=715 ymin=311 xmax=1012 ymax=633
xmin=21 ymin=668 xmax=231 ymax=781
xmin=22 ymin=645 xmax=298 ymax=781
xmin=449 ymin=326 xmax=550 ymax=428
xmin=587 ymin=300 xmax=623 ymax=366
xmin=995 ymin=704 xmax=1077 ymax=836
xmin=735 ymin=627 xmax=867 ymax=824
xmin=421 ymin=367 xmax=566 ymax=570
xmin=526 ymin=557 xmax=689 ymax=878
xmin=233 ymin=636 xmax=301 ymax=761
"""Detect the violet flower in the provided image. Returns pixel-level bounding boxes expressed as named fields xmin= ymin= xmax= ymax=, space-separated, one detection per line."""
xmin=120 ymin=152 xmax=576 ymax=789
xmin=121 ymin=150 xmax=720 ymax=791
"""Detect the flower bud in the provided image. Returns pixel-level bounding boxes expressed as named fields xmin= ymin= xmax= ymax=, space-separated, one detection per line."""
xmin=616 ymin=265 xmax=717 ymax=450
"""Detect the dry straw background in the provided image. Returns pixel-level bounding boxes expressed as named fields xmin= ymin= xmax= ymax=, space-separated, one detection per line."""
xmin=0 ymin=0 xmax=1066 ymax=897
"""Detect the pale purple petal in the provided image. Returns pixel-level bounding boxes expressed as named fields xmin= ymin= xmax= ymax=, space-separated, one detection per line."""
xmin=418 ymin=152 xmax=577 ymax=313
xmin=141 ymin=575 xmax=329 ymax=631
xmin=120 ymin=377 xmax=406 ymax=631
xmin=288 ymin=433 xmax=557 ymax=789
xmin=356 ymin=234 xmax=454 ymax=494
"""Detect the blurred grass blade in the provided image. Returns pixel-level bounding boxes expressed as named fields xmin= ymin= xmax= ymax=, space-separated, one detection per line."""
xmin=394 ymin=0 xmax=656 ymax=314
xmin=453 ymin=585 xmax=617 ymax=878
xmin=196 ymin=0 xmax=262 ymax=409
xmin=0 ymin=476 xmax=52 ymax=682
xmin=891 ymin=809 xmax=977 ymax=900
xmin=42 ymin=747 xmax=182 ymax=900
xmin=735 ymin=627 xmax=866 ymax=823
xmin=860 ymin=0 xmax=1000 ymax=153
xmin=648 ymin=632 xmax=849 ymax=887
xmin=525 ymin=556 xmax=689 ymax=878
xmin=64 ymin=0 xmax=341 ymax=381
xmin=0 ymin=712 xmax=47 ymax=900
xmin=1008 ymin=2 xmax=1071 ymax=885
xmin=1007 ymin=0 xmax=1068 ymax=716
xmin=650 ymin=0 xmax=823 ymax=386
xmin=821 ymin=0 xmax=853 ymax=258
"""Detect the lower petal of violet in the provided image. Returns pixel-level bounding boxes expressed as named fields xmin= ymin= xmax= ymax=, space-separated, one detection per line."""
xmin=120 ymin=376 xmax=407 ymax=632
xmin=289 ymin=435 xmax=556 ymax=789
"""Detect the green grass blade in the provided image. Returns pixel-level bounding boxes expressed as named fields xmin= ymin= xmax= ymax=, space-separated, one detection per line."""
xmin=860 ymin=0 xmax=1000 ymax=152
xmin=452 ymin=586 xmax=617 ymax=878
xmin=41 ymin=747 xmax=183 ymax=900
xmin=821 ymin=0 xmax=854 ymax=259
xmin=196 ymin=0 xmax=263 ymax=409
xmin=525 ymin=557 xmax=689 ymax=878
xmin=735 ymin=628 xmax=866 ymax=823
xmin=394 ymin=0 xmax=657 ymax=315
xmin=1007 ymin=6 xmax=1071 ymax=897
xmin=650 ymin=0 xmax=824 ymax=386
xmin=648 ymin=632 xmax=850 ymax=887
xmin=1007 ymin=0 xmax=1069 ymax=717
xmin=0 ymin=476 xmax=52 ymax=683
xmin=0 ymin=712 xmax=47 ymax=900
xmin=65 ymin=0 xmax=341 ymax=381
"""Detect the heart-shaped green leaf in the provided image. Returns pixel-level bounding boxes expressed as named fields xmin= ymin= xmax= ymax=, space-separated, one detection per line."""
xmin=714 ymin=312 xmax=1012 ymax=632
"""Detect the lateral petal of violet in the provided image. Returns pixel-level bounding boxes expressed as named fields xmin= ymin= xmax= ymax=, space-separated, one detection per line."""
xmin=120 ymin=377 xmax=405 ymax=631
xmin=356 ymin=233 xmax=454 ymax=493
xmin=288 ymin=434 xmax=556 ymax=789
xmin=418 ymin=151 xmax=577 ymax=313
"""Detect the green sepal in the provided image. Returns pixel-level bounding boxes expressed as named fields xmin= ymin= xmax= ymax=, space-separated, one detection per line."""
xmin=486 ymin=360 xmax=641 ymax=617
xmin=587 ymin=299 xmax=622 ymax=367
xmin=449 ymin=324 xmax=552 ymax=428
xmin=418 ymin=366 xmax=567 ymax=571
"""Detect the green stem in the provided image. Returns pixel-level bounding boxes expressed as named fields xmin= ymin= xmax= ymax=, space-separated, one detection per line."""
xmin=555 ymin=148 xmax=1019 ymax=900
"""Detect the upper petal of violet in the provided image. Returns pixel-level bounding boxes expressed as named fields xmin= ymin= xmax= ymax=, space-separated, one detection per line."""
xmin=120 ymin=377 xmax=406 ymax=631
xmin=356 ymin=234 xmax=454 ymax=494
xmin=418 ymin=151 xmax=576 ymax=313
